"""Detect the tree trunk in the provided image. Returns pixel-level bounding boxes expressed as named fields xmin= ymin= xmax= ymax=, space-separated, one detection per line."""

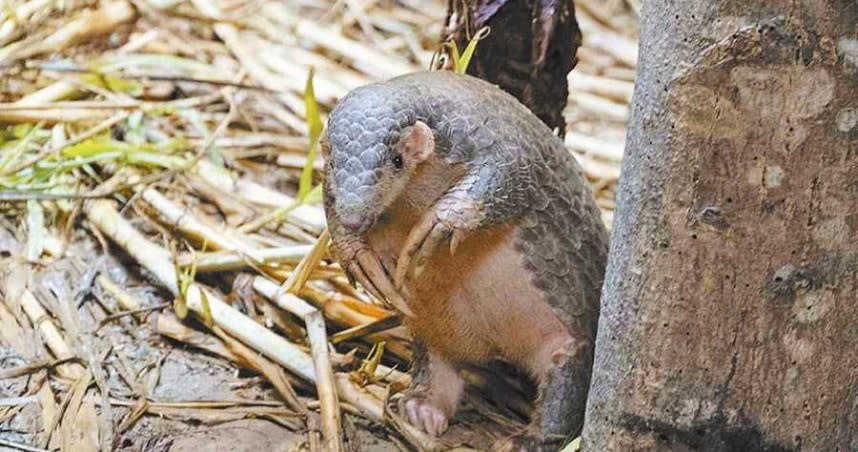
xmin=443 ymin=0 xmax=582 ymax=137
xmin=583 ymin=1 xmax=858 ymax=451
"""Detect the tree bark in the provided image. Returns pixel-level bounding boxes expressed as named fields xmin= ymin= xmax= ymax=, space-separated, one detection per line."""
xmin=443 ymin=0 xmax=582 ymax=137
xmin=583 ymin=1 xmax=858 ymax=451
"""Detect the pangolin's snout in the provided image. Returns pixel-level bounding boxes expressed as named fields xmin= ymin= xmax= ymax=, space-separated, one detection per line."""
xmin=334 ymin=189 xmax=375 ymax=233
xmin=331 ymin=167 xmax=380 ymax=233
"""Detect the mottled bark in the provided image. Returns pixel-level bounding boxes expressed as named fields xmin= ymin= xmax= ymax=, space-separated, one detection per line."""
xmin=583 ymin=1 xmax=858 ymax=451
xmin=443 ymin=0 xmax=582 ymax=137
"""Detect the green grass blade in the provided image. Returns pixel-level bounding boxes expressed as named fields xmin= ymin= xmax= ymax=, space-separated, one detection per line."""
xmin=560 ymin=437 xmax=581 ymax=452
xmin=199 ymin=288 xmax=212 ymax=326
xmin=299 ymin=67 xmax=323 ymax=201
xmin=446 ymin=40 xmax=462 ymax=73
xmin=304 ymin=183 xmax=323 ymax=205
xmin=0 ymin=122 xmax=45 ymax=172
xmin=80 ymin=73 xmax=143 ymax=96
xmin=456 ymin=26 xmax=490 ymax=74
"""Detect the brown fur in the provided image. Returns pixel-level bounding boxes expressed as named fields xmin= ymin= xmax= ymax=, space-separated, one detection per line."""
xmin=367 ymin=155 xmax=575 ymax=414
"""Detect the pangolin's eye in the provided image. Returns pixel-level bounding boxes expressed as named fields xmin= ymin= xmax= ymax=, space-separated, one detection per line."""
xmin=392 ymin=154 xmax=404 ymax=170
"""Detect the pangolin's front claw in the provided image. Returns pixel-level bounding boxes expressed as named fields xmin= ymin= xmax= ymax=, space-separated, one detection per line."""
xmin=415 ymin=223 xmax=449 ymax=269
xmin=347 ymin=260 xmax=384 ymax=304
xmin=343 ymin=267 xmax=357 ymax=288
xmin=395 ymin=212 xmax=438 ymax=290
xmin=395 ymin=210 xmax=466 ymax=290
xmin=334 ymin=235 xmax=413 ymax=317
xmin=449 ymin=229 xmax=466 ymax=256
xmin=356 ymin=249 xmax=413 ymax=317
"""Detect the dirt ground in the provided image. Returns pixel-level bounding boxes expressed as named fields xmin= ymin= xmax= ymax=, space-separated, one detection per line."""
xmin=0 ymin=207 xmax=521 ymax=452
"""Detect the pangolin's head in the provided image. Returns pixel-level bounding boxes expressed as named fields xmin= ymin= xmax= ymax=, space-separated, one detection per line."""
xmin=321 ymin=82 xmax=435 ymax=236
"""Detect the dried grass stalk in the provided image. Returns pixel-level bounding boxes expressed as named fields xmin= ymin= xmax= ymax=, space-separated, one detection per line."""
xmin=177 ymin=245 xmax=314 ymax=272
xmin=140 ymin=188 xmax=260 ymax=257
xmin=191 ymin=160 xmax=326 ymax=233
xmin=253 ymin=278 xmax=409 ymax=384
xmin=84 ymin=200 xmax=408 ymax=426
xmin=15 ymin=81 xmax=80 ymax=106
xmin=86 ymin=199 xmax=318 ymax=378
xmin=281 ymin=228 xmax=330 ymax=295
xmin=0 ymin=1 xmax=136 ymax=65
xmin=565 ymin=132 xmax=625 ymax=161
xmin=18 ymin=290 xmax=85 ymax=380
xmin=306 ymin=311 xmax=344 ymax=452
xmin=569 ymin=72 xmax=635 ymax=103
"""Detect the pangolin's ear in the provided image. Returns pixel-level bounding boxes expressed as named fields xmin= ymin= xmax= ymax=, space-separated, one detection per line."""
xmin=400 ymin=120 xmax=435 ymax=165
